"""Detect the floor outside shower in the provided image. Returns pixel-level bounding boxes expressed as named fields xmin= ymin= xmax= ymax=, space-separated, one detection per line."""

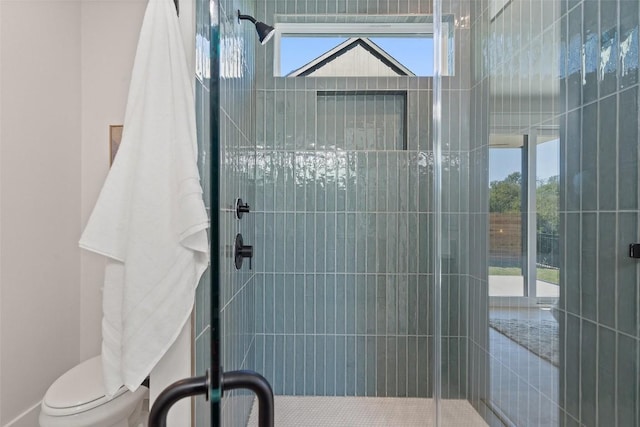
xmin=247 ymin=396 xmax=488 ymax=426
xmin=489 ymin=307 xmax=559 ymax=426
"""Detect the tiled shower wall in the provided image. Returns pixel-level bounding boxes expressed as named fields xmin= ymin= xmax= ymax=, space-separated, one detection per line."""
xmin=470 ymin=0 xmax=564 ymax=425
xmin=251 ymin=0 xmax=474 ymax=400
xmin=559 ymin=0 xmax=639 ymax=425
xmin=253 ymin=73 xmax=437 ymax=399
xmin=193 ymin=0 xmax=257 ymax=426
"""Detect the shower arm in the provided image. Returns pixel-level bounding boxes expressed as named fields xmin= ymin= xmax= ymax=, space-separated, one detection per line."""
xmin=237 ymin=12 xmax=257 ymax=24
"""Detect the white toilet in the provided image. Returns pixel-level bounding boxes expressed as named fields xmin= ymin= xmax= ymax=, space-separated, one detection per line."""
xmin=39 ymin=356 xmax=148 ymax=427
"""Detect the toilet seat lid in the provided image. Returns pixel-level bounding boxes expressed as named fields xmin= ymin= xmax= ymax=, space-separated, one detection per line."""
xmin=43 ymin=356 xmax=127 ymax=411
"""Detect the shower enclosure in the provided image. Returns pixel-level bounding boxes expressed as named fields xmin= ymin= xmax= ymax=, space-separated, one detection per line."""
xmin=187 ymin=0 xmax=639 ymax=425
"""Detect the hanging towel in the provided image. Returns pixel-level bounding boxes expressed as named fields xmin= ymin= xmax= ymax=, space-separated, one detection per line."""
xmin=79 ymin=0 xmax=208 ymax=396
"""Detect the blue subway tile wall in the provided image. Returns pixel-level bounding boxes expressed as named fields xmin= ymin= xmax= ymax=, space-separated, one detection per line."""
xmin=316 ymin=93 xmax=407 ymax=151
xmin=194 ymin=0 xmax=258 ymax=426
xmin=559 ymin=0 xmax=640 ymax=425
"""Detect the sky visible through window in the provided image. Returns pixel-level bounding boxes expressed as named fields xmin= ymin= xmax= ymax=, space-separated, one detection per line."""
xmin=281 ymin=36 xmax=434 ymax=76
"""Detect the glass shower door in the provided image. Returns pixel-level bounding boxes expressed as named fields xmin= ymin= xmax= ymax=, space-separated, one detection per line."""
xmin=436 ymin=0 xmax=640 ymax=426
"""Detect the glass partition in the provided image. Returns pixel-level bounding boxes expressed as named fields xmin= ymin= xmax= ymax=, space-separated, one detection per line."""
xmin=439 ymin=0 xmax=639 ymax=425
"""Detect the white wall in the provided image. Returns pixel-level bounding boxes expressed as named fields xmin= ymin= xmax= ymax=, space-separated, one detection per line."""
xmin=0 ymin=1 xmax=82 ymax=425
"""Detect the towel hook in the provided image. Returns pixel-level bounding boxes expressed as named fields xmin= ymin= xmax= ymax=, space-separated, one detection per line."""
xmin=173 ymin=0 xmax=179 ymax=16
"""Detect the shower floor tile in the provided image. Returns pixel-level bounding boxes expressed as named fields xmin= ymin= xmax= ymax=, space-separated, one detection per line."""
xmin=247 ymin=396 xmax=488 ymax=426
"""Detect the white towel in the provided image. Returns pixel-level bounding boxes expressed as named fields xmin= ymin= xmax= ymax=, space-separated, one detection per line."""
xmin=79 ymin=0 xmax=208 ymax=396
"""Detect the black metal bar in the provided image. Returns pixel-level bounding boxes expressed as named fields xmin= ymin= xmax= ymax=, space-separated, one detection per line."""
xmin=222 ymin=370 xmax=274 ymax=427
xmin=520 ymin=136 xmax=529 ymax=296
xmin=207 ymin=0 xmax=222 ymax=420
xmin=148 ymin=375 xmax=208 ymax=427
xmin=173 ymin=0 xmax=179 ymax=16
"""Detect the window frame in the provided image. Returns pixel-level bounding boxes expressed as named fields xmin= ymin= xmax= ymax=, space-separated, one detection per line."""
xmin=273 ymin=22 xmax=452 ymax=77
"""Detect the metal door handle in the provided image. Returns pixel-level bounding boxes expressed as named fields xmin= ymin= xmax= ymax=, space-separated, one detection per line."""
xmin=148 ymin=369 xmax=274 ymax=427
xmin=148 ymin=374 xmax=208 ymax=427
xmin=222 ymin=370 xmax=274 ymax=427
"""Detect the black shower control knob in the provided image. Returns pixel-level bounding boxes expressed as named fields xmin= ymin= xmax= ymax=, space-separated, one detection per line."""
xmin=235 ymin=198 xmax=251 ymax=219
xmin=630 ymin=243 xmax=640 ymax=259
xmin=235 ymin=233 xmax=254 ymax=270
xmin=238 ymin=244 xmax=254 ymax=258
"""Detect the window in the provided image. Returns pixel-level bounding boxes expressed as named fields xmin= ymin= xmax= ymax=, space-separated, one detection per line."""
xmin=273 ymin=20 xmax=454 ymax=77
xmin=488 ymin=132 xmax=560 ymax=300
